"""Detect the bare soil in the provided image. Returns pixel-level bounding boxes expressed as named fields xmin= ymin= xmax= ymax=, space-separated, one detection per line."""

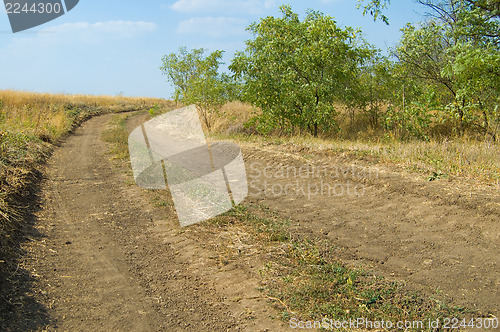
xmin=242 ymin=142 xmax=499 ymax=317
xmin=3 ymin=112 xmax=498 ymax=331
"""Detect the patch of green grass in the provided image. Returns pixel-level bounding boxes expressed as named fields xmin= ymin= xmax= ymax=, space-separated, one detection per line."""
xmin=211 ymin=204 xmax=290 ymax=242
xmin=101 ymin=109 xmax=179 ymax=214
xmin=151 ymin=193 xmax=169 ymax=207
xmin=260 ymin=238 xmax=469 ymax=330
xmin=147 ymin=103 xmax=173 ymax=118
xmin=101 ymin=115 xmax=129 ymax=160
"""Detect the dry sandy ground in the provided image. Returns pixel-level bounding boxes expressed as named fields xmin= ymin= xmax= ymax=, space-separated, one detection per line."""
xmin=4 ymin=112 xmax=499 ymax=331
xmin=242 ymin=143 xmax=499 ymax=317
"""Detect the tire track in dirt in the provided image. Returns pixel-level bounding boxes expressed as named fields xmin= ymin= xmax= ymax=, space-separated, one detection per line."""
xmin=34 ymin=115 xmax=162 ymax=331
xmin=123 ymin=111 xmax=288 ymax=332
xmin=242 ymin=144 xmax=499 ymax=317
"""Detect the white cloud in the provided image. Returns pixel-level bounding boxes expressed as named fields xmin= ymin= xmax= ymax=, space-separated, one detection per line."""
xmin=42 ymin=21 xmax=158 ymax=41
xmin=1 ymin=21 xmax=154 ymax=51
xmin=170 ymin=0 xmax=276 ymax=14
xmin=176 ymin=17 xmax=247 ymax=38
xmin=0 ymin=21 xmax=157 ymax=55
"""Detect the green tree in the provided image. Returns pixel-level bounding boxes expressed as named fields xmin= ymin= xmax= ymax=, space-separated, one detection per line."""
xmin=446 ymin=2 xmax=500 ymax=138
xmin=355 ymin=56 xmax=434 ymax=140
xmin=357 ymin=0 xmax=391 ymax=24
xmin=393 ymin=0 xmax=499 ymax=137
xmin=444 ymin=42 xmax=500 ymax=139
xmin=358 ymin=0 xmax=500 ymax=23
xmin=355 ymin=55 xmax=399 ymax=129
xmin=230 ymin=5 xmax=372 ymax=136
xmin=160 ymin=47 xmax=234 ymax=131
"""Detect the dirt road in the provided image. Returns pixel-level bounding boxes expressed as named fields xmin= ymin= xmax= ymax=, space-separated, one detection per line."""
xmin=7 ymin=112 xmax=499 ymax=331
xmin=14 ymin=114 xmax=288 ymax=331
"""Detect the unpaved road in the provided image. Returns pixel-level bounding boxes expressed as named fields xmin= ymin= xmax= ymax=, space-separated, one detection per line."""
xmin=14 ymin=114 xmax=288 ymax=331
xmin=6 ymin=112 xmax=499 ymax=331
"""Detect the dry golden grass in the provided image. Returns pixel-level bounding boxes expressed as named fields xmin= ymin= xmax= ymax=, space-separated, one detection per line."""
xmin=211 ymin=101 xmax=256 ymax=134
xmin=0 ymin=89 xmax=168 ymax=107
xmin=214 ymin=101 xmax=500 ymax=186
xmin=0 ymin=90 xmax=172 ymax=141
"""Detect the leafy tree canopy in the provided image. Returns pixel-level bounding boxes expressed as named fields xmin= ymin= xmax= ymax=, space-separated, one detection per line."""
xmin=160 ymin=47 xmax=235 ymax=130
xmin=230 ymin=5 xmax=373 ymax=136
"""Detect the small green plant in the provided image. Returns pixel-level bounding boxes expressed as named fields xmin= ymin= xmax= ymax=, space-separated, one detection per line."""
xmin=428 ymin=170 xmax=447 ymax=181
xmin=151 ymin=194 xmax=168 ymax=207
xmin=148 ymin=103 xmax=160 ymax=117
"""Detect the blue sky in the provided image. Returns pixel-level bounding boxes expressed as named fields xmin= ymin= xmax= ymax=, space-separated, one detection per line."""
xmin=0 ymin=0 xmax=425 ymax=98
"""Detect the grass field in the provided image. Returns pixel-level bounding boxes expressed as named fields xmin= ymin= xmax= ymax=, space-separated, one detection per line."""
xmin=0 ymin=90 xmax=171 ymax=141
